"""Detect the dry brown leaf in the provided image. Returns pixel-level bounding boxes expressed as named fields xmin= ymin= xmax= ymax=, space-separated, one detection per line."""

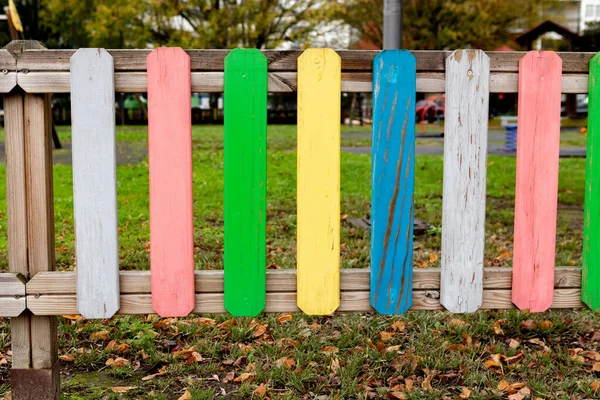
xmin=380 ymin=331 xmax=393 ymax=341
xmin=493 ymin=319 xmax=506 ymax=335
xmin=484 ymin=354 xmax=503 ymax=369
xmin=277 ymin=313 xmax=293 ymax=324
xmin=185 ymin=352 xmax=203 ymax=364
xmin=405 ymin=378 xmax=414 ymax=391
xmin=508 ymin=386 xmax=531 ymax=400
xmin=253 ymin=383 xmax=268 ymax=398
xmin=386 ymin=345 xmax=401 ymax=352
xmin=391 ymin=320 xmax=406 ymax=332
xmin=141 ymin=366 xmax=168 ymax=381
xmin=173 ymin=346 xmax=197 ymax=360
xmin=422 ymin=375 xmax=433 ymax=391
xmin=90 ymin=331 xmax=110 ymax=341
xmin=105 ymin=340 xmax=129 ymax=354
xmin=449 ymin=319 xmax=466 ymax=328
xmin=498 ymin=380 xmax=510 ymax=391
xmin=540 ymin=320 xmax=554 ymax=330
xmin=509 ymin=339 xmax=520 ymax=349
xmin=331 ymin=358 xmax=340 ymax=373
xmin=62 ymin=314 xmax=82 ymax=321
xmin=592 ymin=381 xmax=600 ymax=394
xmin=429 ymin=253 xmax=438 ymax=262
xmin=520 ymin=319 xmax=536 ymax=330
xmin=110 ymin=387 xmax=137 ymax=393
xmin=462 ymin=333 xmax=472 ymax=345
xmin=322 ymin=346 xmax=339 ymax=354
xmin=459 ymin=387 xmax=471 ymax=399
xmin=192 ymin=317 xmax=216 ymax=326
xmin=106 ymin=357 xmax=130 ymax=368
xmin=276 ymin=357 xmax=296 ymax=370
xmin=582 ymin=351 xmax=600 ymax=361
xmin=388 ymin=392 xmax=407 ymax=399
xmin=139 ymin=349 xmax=150 ymax=360
xmin=234 ymin=372 xmax=255 ymax=383
xmin=446 ymin=344 xmax=469 ymax=352
xmin=59 ymin=354 xmax=75 ymax=362
xmin=592 ymin=362 xmax=600 ymax=372
xmin=252 ymin=324 xmax=267 ymax=338
xmin=177 ymin=390 xmax=192 ymax=400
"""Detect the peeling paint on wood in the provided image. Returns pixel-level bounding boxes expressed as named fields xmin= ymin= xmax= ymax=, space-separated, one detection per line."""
xmin=512 ymin=51 xmax=562 ymax=313
xmin=370 ymin=50 xmax=415 ymax=314
xmin=224 ymin=49 xmax=267 ymax=316
xmin=296 ymin=49 xmax=341 ymax=315
xmin=440 ymin=49 xmax=489 ymax=313
xmin=147 ymin=48 xmax=195 ymax=317
xmin=583 ymin=52 xmax=600 ymax=310
xmin=70 ymin=49 xmax=120 ymax=319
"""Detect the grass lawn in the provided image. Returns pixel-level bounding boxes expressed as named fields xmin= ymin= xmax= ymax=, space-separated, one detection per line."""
xmin=0 ymin=124 xmax=597 ymax=399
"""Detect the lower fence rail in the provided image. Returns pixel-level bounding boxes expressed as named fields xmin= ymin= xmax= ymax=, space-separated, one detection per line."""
xmin=8 ymin=267 xmax=583 ymax=317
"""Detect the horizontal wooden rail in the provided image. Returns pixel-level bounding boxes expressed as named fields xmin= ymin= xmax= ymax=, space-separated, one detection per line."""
xmin=23 ymin=267 xmax=584 ymax=315
xmin=13 ymin=71 xmax=589 ymax=94
xmin=1 ymin=49 xmax=595 ymax=72
xmin=0 ymin=273 xmax=27 ymax=317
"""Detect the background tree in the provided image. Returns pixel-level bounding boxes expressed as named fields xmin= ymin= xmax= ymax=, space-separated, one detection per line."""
xmin=328 ymin=0 xmax=564 ymax=50
xmin=38 ymin=0 xmax=326 ymax=49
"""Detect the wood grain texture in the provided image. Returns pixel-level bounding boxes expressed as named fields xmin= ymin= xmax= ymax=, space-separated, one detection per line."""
xmin=512 ymin=51 xmax=562 ymax=313
xmin=70 ymin=49 xmax=120 ymax=319
xmin=13 ymin=71 xmax=591 ymax=94
xmin=0 ymin=273 xmax=26 ymax=317
xmin=24 ymin=267 xmax=583 ymax=295
xmin=4 ymin=90 xmax=31 ymax=369
xmin=583 ymin=53 xmax=600 ymax=310
xmin=12 ymin=49 xmax=597 ymax=72
xmin=147 ymin=48 xmax=195 ymax=317
xmin=24 ymin=90 xmax=58 ymax=369
xmin=440 ymin=50 xmax=489 ymax=313
xmin=223 ymin=49 xmax=267 ymax=316
xmin=25 ymin=287 xmax=585 ymax=316
xmin=0 ymin=273 xmax=26 ymax=296
xmin=296 ymin=49 xmax=341 ymax=315
xmin=0 ymin=298 xmax=26 ymax=317
xmin=370 ymin=50 xmax=415 ymax=314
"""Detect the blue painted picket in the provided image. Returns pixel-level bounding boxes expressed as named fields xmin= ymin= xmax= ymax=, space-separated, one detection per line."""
xmin=370 ymin=50 xmax=416 ymax=314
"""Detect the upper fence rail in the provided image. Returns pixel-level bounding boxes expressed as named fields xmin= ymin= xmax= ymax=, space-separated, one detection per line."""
xmin=0 ymin=49 xmax=595 ymax=94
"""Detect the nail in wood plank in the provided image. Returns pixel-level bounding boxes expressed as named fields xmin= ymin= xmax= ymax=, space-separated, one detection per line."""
xmin=370 ymin=50 xmax=416 ymax=314
xmin=440 ymin=50 xmax=489 ymax=313
xmin=224 ymin=49 xmax=267 ymax=316
xmin=296 ymin=49 xmax=341 ymax=315
xmin=147 ymin=48 xmax=195 ymax=317
xmin=512 ymin=51 xmax=562 ymax=313
xmin=583 ymin=52 xmax=600 ymax=310
xmin=70 ymin=49 xmax=120 ymax=319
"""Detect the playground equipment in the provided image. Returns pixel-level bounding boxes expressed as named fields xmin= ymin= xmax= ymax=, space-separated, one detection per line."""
xmin=0 ymin=40 xmax=599 ymax=398
xmin=501 ymin=115 xmax=518 ymax=152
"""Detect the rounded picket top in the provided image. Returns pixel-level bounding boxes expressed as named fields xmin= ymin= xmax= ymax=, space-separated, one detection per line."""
xmin=224 ymin=47 xmax=268 ymax=65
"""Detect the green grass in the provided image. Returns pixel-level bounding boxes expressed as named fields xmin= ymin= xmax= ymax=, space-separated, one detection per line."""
xmin=0 ymin=125 xmax=587 ymax=272
xmin=0 ymin=124 xmax=595 ymax=399
xmin=2 ymin=311 xmax=600 ymax=399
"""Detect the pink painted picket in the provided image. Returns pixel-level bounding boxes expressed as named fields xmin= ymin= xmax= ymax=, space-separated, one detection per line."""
xmin=512 ymin=51 xmax=562 ymax=312
xmin=147 ymin=48 xmax=195 ymax=317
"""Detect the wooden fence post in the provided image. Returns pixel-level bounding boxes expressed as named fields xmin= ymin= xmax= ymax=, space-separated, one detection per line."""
xmin=4 ymin=40 xmax=59 ymax=400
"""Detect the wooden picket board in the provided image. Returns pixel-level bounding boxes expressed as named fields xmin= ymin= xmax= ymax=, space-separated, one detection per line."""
xmin=147 ymin=48 xmax=195 ymax=317
xmin=583 ymin=53 xmax=600 ymax=310
xmin=223 ymin=49 xmax=267 ymax=316
xmin=70 ymin=49 xmax=120 ymax=319
xmin=440 ymin=50 xmax=489 ymax=313
xmin=370 ymin=50 xmax=416 ymax=314
xmin=512 ymin=51 xmax=562 ymax=312
xmin=296 ymin=49 xmax=341 ymax=315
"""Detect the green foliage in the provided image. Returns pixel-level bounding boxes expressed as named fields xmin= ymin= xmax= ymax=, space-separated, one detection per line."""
xmin=39 ymin=0 xmax=325 ymax=49
xmin=328 ymin=0 xmax=561 ymax=50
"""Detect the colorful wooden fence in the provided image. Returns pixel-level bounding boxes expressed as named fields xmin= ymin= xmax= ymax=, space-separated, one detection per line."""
xmin=0 ymin=41 xmax=598 ymax=398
